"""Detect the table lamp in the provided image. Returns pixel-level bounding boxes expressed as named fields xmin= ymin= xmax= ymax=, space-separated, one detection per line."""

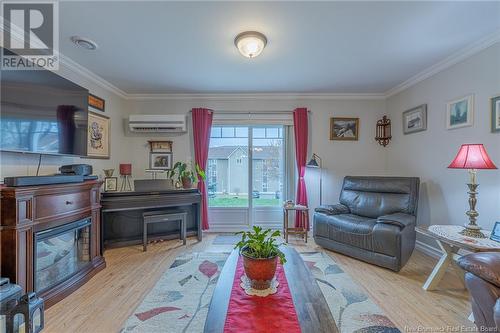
xmin=306 ymin=153 xmax=322 ymax=206
xmin=448 ymin=144 xmax=497 ymax=238
xmin=119 ymin=163 xmax=133 ymax=192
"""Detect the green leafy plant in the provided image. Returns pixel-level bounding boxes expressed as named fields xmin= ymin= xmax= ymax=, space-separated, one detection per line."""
xmin=235 ymin=226 xmax=286 ymax=264
xmin=167 ymin=162 xmax=205 ymax=183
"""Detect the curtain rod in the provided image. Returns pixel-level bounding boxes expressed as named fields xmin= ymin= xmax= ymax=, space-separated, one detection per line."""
xmin=188 ymin=110 xmax=311 ymax=114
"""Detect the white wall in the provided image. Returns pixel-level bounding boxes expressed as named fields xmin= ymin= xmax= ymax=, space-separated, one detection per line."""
xmin=125 ymin=98 xmax=388 ymax=211
xmin=386 ymin=43 xmax=500 ymax=239
xmin=0 ymin=64 xmax=129 ymax=180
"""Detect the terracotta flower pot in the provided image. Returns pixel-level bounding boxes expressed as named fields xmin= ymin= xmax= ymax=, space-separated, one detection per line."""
xmin=241 ymin=250 xmax=278 ymax=290
xmin=181 ymin=177 xmax=192 ymax=189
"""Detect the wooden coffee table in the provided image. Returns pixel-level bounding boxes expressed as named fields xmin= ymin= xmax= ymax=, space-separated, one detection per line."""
xmin=203 ymin=247 xmax=338 ymax=333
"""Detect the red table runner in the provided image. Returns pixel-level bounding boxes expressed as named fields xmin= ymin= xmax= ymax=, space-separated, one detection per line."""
xmin=223 ymin=256 xmax=301 ymax=333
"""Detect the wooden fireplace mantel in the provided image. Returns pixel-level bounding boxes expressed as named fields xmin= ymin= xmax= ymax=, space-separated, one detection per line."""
xmin=0 ymin=180 xmax=106 ymax=307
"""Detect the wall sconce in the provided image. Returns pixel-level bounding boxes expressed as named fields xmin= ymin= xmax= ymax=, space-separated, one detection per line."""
xmin=375 ymin=116 xmax=392 ymax=147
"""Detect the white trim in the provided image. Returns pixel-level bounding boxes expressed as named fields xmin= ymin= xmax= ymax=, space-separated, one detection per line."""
xmin=125 ymin=93 xmax=386 ymax=101
xmin=415 ymin=240 xmax=441 ymax=259
xmin=385 ymin=30 xmax=500 ymax=98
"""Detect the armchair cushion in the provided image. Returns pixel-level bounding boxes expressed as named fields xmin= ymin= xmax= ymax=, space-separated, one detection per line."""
xmin=458 ymin=252 xmax=500 ymax=288
xmin=377 ymin=213 xmax=416 ymax=229
xmin=315 ymin=203 xmax=350 ymax=216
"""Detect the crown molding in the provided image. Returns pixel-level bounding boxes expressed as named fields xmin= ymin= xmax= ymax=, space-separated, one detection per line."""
xmin=58 ymin=54 xmax=128 ymax=99
xmin=385 ymin=30 xmax=500 ymax=98
xmin=124 ymin=92 xmax=386 ymax=101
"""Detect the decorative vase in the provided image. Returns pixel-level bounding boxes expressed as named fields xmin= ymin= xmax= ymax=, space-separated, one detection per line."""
xmin=241 ymin=251 xmax=278 ymax=290
xmin=181 ymin=177 xmax=192 ymax=189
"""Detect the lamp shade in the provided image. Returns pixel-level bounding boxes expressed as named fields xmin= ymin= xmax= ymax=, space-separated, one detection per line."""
xmin=119 ymin=163 xmax=132 ymax=175
xmin=448 ymin=144 xmax=497 ymax=169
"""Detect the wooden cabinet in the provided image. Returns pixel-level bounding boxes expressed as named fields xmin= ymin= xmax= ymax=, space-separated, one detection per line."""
xmin=0 ymin=180 xmax=105 ymax=307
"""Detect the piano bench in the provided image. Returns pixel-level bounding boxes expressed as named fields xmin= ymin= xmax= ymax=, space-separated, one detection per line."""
xmin=142 ymin=211 xmax=187 ymax=251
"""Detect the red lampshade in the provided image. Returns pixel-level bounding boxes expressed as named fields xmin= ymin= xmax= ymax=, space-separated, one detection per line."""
xmin=448 ymin=144 xmax=497 ymax=169
xmin=119 ymin=163 xmax=132 ymax=175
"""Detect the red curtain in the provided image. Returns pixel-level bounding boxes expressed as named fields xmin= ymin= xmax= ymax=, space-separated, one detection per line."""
xmin=293 ymin=108 xmax=309 ymax=229
xmin=192 ymin=108 xmax=213 ymax=230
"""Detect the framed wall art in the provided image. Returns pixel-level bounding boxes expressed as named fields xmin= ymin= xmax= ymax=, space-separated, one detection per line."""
xmin=88 ymin=93 xmax=105 ymax=112
xmin=87 ymin=112 xmax=110 ymax=159
xmin=403 ymin=104 xmax=427 ymax=135
xmin=330 ymin=117 xmax=359 ymax=141
xmin=148 ymin=140 xmax=173 ymax=153
xmin=150 ymin=152 xmax=173 ymax=170
xmin=491 ymin=95 xmax=500 ymax=133
xmin=446 ymin=94 xmax=473 ymax=130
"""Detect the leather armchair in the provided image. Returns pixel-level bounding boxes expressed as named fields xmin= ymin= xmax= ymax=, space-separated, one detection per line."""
xmin=313 ymin=176 xmax=420 ymax=271
xmin=457 ymin=252 xmax=500 ymax=330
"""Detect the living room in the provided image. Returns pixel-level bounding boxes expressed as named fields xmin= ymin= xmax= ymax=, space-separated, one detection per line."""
xmin=0 ymin=1 xmax=499 ymax=333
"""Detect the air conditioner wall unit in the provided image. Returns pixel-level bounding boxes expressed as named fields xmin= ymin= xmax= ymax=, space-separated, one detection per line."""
xmin=128 ymin=114 xmax=187 ymax=133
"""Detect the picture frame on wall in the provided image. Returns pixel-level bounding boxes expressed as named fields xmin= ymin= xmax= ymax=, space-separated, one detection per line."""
xmin=491 ymin=95 xmax=500 ymax=133
xmin=148 ymin=140 xmax=173 ymax=153
xmin=87 ymin=112 xmax=110 ymax=159
xmin=403 ymin=104 xmax=427 ymax=135
xmin=150 ymin=152 xmax=173 ymax=170
xmin=104 ymin=177 xmax=118 ymax=192
xmin=88 ymin=93 xmax=105 ymax=112
xmin=330 ymin=117 xmax=359 ymax=141
xmin=446 ymin=94 xmax=474 ymax=130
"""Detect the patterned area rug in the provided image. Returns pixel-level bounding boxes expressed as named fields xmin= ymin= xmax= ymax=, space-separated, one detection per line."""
xmin=121 ymin=251 xmax=400 ymax=333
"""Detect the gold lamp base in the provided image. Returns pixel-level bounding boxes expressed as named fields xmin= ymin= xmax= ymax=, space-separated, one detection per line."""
xmin=459 ymin=225 xmax=486 ymax=238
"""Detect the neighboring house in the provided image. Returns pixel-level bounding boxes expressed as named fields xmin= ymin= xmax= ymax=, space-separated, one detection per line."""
xmin=208 ymin=146 xmax=282 ymax=196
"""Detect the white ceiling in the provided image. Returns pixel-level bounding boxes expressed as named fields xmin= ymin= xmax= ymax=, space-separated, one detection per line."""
xmin=59 ymin=1 xmax=500 ymax=94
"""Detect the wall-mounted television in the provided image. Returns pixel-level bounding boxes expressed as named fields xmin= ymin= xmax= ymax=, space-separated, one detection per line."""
xmin=1 ymin=53 xmax=89 ymax=157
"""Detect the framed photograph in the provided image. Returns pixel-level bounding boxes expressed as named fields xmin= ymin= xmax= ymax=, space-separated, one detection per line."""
xmin=491 ymin=95 xmax=500 ymax=133
xmin=104 ymin=177 xmax=118 ymax=192
xmin=491 ymin=222 xmax=500 ymax=243
xmin=150 ymin=152 xmax=173 ymax=170
xmin=403 ymin=104 xmax=427 ymax=134
xmin=446 ymin=94 xmax=474 ymax=130
xmin=148 ymin=140 xmax=173 ymax=153
xmin=88 ymin=93 xmax=105 ymax=112
xmin=87 ymin=112 xmax=110 ymax=159
xmin=330 ymin=117 xmax=359 ymax=141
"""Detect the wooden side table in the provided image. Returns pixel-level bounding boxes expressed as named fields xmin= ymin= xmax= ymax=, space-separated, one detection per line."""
xmin=283 ymin=205 xmax=309 ymax=243
xmin=416 ymin=225 xmax=500 ymax=291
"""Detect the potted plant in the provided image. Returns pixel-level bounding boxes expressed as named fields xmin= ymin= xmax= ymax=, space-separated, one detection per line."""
xmin=235 ymin=226 xmax=286 ymax=290
xmin=168 ymin=162 xmax=205 ymax=189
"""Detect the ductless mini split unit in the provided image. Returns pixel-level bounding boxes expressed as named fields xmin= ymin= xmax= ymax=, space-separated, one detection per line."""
xmin=128 ymin=114 xmax=187 ymax=133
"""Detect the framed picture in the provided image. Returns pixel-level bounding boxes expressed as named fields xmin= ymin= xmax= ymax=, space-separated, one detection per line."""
xmin=148 ymin=140 xmax=173 ymax=153
xmin=150 ymin=152 xmax=173 ymax=170
xmin=88 ymin=93 xmax=105 ymax=112
xmin=403 ymin=104 xmax=427 ymax=134
xmin=104 ymin=177 xmax=118 ymax=192
xmin=330 ymin=117 xmax=359 ymax=141
xmin=491 ymin=222 xmax=500 ymax=243
xmin=87 ymin=112 xmax=110 ymax=159
xmin=446 ymin=94 xmax=474 ymax=130
xmin=491 ymin=95 xmax=500 ymax=133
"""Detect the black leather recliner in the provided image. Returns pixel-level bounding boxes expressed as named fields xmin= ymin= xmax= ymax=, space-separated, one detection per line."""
xmin=313 ymin=176 xmax=420 ymax=271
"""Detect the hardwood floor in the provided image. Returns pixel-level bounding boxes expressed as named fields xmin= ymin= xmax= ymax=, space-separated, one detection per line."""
xmin=45 ymin=233 xmax=473 ymax=332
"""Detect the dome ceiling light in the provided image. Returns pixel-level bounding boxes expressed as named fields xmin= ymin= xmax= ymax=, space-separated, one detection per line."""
xmin=234 ymin=31 xmax=267 ymax=58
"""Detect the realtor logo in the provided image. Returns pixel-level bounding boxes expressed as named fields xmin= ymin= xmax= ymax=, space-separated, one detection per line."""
xmin=1 ymin=1 xmax=59 ymax=70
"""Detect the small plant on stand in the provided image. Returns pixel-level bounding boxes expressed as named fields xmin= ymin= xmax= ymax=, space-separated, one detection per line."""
xmin=168 ymin=162 xmax=205 ymax=189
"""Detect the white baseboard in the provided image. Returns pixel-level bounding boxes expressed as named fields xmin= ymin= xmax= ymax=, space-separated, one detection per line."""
xmin=415 ymin=240 xmax=441 ymax=258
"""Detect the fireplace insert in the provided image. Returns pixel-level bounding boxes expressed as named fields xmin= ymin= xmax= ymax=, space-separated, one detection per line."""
xmin=33 ymin=218 xmax=91 ymax=293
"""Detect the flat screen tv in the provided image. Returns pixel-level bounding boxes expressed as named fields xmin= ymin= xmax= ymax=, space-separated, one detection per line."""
xmin=1 ymin=58 xmax=89 ymax=156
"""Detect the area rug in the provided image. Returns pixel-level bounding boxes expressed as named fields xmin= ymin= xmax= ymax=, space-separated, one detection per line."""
xmin=121 ymin=251 xmax=400 ymax=333
xmin=212 ymin=234 xmax=241 ymax=245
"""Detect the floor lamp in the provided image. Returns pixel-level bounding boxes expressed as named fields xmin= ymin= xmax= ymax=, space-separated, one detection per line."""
xmin=306 ymin=153 xmax=322 ymax=206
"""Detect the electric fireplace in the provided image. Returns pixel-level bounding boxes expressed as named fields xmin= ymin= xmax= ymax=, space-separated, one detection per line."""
xmin=34 ymin=219 xmax=91 ymax=293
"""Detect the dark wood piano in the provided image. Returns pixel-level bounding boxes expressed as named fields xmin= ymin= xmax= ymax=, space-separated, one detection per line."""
xmin=100 ymin=188 xmax=202 ymax=250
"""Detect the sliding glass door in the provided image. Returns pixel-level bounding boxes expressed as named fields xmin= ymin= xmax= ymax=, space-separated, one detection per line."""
xmin=207 ymin=125 xmax=285 ymax=231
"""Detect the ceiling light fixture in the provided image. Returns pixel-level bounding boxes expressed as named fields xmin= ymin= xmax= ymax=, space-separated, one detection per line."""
xmin=234 ymin=31 xmax=267 ymax=58
xmin=71 ymin=36 xmax=98 ymax=50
